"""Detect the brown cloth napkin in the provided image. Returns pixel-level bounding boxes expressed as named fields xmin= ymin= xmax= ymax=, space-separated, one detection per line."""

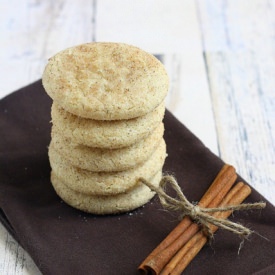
xmin=0 ymin=80 xmax=274 ymax=275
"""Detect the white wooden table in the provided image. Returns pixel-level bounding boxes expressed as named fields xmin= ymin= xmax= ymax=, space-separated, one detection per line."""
xmin=1 ymin=1 xmax=274 ymax=274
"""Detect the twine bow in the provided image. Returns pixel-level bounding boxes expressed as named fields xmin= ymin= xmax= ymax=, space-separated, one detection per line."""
xmin=139 ymin=175 xmax=266 ymax=240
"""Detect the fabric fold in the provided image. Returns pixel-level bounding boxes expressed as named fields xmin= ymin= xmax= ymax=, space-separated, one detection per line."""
xmin=0 ymin=80 xmax=274 ymax=275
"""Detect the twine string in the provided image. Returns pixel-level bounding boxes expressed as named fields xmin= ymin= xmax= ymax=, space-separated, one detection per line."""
xmin=139 ymin=175 xmax=266 ymax=240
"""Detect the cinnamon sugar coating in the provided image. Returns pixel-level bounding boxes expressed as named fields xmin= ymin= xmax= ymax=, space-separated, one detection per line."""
xmin=42 ymin=42 xmax=169 ymax=120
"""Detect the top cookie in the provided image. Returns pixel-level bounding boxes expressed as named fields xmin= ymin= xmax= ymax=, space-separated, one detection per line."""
xmin=42 ymin=42 xmax=169 ymax=120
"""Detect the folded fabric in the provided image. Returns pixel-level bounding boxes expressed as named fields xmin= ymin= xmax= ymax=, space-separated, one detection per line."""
xmin=0 ymin=80 xmax=274 ymax=275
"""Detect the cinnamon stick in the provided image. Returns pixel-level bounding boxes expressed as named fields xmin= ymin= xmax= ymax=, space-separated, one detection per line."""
xmin=139 ymin=164 xmax=237 ymax=274
xmin=162 ymin=183 xmax=251 ymax=275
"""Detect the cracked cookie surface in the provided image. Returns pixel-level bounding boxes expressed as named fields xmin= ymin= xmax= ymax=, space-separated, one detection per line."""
xmin=42 ymin=42 xmax=169 ymax=120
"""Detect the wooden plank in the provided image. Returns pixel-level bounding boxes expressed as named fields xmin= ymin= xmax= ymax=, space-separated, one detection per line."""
xmin=0 ymin=1 xmax=96 ymax=274
xmin=0 ymin=223 xmax=40 ymax=275
xmin=163 ymin=53 xmax=218 ymax=154
xmin=97 ymin=0 xmax=219 ymax=153
xmin=197 ymin=0 xmax=275 ymax=203
xmin=96 ymin=0 xmax=201 ymax=54
xmin=0 ymin=0 xmax=96 ymax=95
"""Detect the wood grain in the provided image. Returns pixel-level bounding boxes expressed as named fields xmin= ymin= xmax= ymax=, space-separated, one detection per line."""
xmin=197 ymin=0 xmax=275 ymax=203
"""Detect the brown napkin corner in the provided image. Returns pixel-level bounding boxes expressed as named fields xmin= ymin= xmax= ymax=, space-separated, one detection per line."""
xmin=0 ymin=80 xmax=274 ymax=275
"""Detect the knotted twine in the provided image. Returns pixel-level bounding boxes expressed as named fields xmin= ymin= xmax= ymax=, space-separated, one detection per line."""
xmin=139 ymin=175 xmax=266 ymax=241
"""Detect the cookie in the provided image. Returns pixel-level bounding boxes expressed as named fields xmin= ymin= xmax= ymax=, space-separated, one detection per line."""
xmin=51 ymin=170 xmax=161 ymax=215
xmin=42 ymin=42 xmax=169 ymax=120
xmin=50 ymin=123 xmax=164 ymax=172
xmin=48 ymin=139 xmax=166 ymax=195
xmin=51 ymin=101 xmax=165 ymax=149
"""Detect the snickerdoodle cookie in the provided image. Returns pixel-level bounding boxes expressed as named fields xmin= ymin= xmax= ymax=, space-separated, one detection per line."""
xmin=43 ymin=42 xmax=169 ymax=214
xmin=51 ymin=171 xmax=162 ymax=215
xmin=51 ymin=101 xmax=165 ymax=149
xmin=42 ymin=42 xmax=169 ymax=120
xmin=50 ymin=123 xmax=164 ymax=172
xmin=48 ymin=139 xmax=166 ymax=196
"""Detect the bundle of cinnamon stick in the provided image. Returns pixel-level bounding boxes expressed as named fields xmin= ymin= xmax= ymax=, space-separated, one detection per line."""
xmin=138 ymin=164 xmax=265 ymax=275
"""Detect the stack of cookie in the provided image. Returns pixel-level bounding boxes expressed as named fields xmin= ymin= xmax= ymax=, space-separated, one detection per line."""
xmin=42 ymin=42 xmax=169 ymax=214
